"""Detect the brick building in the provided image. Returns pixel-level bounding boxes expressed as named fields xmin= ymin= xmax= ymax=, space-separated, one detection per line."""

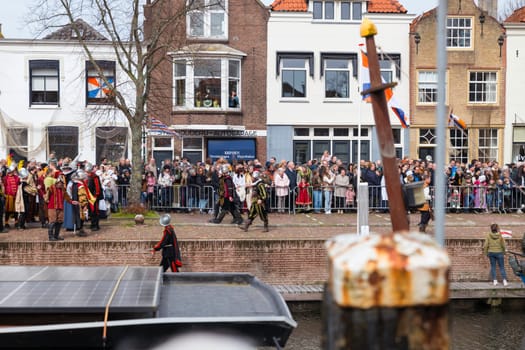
xmin=144 ymin=0 xmax=269 ymax=165
xmin=409 ymin=0 xmax=506 ymax=164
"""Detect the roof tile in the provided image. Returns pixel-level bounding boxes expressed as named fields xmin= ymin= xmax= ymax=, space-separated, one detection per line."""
xmin=271 ymin=0 xmax=406 ymax=13
xmin=504 ymin=7 xmax=525 ymax=23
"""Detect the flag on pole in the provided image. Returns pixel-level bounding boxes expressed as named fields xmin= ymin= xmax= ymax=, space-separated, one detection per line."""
xmin=149 ymin=116 xmax=179 ymax=137
xmin=448 ymin=112 xmax=467 ymax=132
xmin=359 ymin=50 xmax=410 ymax=128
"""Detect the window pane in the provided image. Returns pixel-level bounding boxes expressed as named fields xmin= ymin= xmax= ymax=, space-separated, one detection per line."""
xmin=190 ymin=12 xmax=204 ymax=36
xmin=341 ymin=2 xmax=350 ymax=20
xmin=294 ymin=141 xmax=310 ymax=165
xmin=32 ymin=77 xmax=45 ymax=90
xmin=334 ymin=128 xmax=349 ymax=137
xmin=313 ymin=1 xmax=322 ymax=19
xmin=229 ymin=60 xmax=239 ymax=78
xmin=294 ymin=128 xmax=309 ymax=136
xmin=282 ymin=70 xmax=306 ymax=97
xmin=195 ymin=59 xmax=221 ymax=77
xmin=352 ymin=2 xmax=362 ymax=20
xmin=96 ymin=127 xmax=127 ymax=162
xmin=46 ymin=77 xmax=59 ymax=90
xmin=326 ymin=59 xmax=347 ymax=69
xmin=195 ymin=78 xmax=221 ymax=107
xmin=210 ymin=13 xmax=224 ymax=36
xmin=184 ymin=137 xmax=202 ymax=149
xmin=282 ymin=58 xmax=305 ymax=69
xmin=175 ymin=79 xmax=185 ymax=106
xmin=174 ymin=60 xmax=186 ymax=76
xmin=314 ymin=128 xmax=329 ymax=136
xmin=325 ymin=71 xmax=348 ymax=98
xmin=325 ymin=1 xmax=334 ymax=19
xmin=313 ymin=140 xmax=330 ymax=160
xmin=48 ymin=126 xmax=79 ymax=159
xmin=333 ymin=141 xmax=350 ymax=165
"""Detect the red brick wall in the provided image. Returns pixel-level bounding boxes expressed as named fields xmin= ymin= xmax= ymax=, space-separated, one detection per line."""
xmin=1 ymin=238 xmax=521 ymax=284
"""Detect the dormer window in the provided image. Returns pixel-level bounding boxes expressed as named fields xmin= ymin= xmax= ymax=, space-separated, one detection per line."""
xmin=313 ymin=1 xmax=363 ymax=21
xmin=187 ymin=0 xmax=228 ymax=40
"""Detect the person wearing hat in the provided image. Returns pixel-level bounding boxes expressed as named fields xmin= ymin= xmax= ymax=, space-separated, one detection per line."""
xmin=152 ymin=214 xmax=182 ymax=272
xmin=14 ymin=168 xmax=30 ymax=230
xmin=45 ymin=175 xmax=73 ymax=241
xmin=239 ymin=170 xmax=269 ymax=232
xmin=86 ymin=163 xmax=103 ymax=231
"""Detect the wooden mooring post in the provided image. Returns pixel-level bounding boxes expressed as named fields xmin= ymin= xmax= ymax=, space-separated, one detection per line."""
xmin=322 ymin=19 xmax=451 ymax=350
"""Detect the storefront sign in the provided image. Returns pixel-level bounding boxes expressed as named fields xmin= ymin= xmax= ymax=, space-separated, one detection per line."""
xmin=179 ymin=129 xmax=259 ymax=137
xmin=208 ymin=139 xmax=256 ymax=161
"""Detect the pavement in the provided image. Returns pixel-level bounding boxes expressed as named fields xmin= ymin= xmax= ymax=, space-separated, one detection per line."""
xmin=1 ymin=209 xmax=524 ymax=242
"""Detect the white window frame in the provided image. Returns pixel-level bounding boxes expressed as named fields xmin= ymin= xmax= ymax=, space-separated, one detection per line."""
xmin=324 ymin=58 xmax=350 ymax=99
xmin=313 ymin=0 xmax=364 ymax=22
xmin=281 ymin=58 xmax=308 ymax=99
xmin=447 ymin=17 xmax=472 ymax=49
xmin=478 ymin=128 xmax=498 ymax=162
xmin=187 ymin=0 xmax=228 ymax=40
xmin=449 ymin=128 xmax=469 ymax=164
xmin=417 ymin=71 xmax=438 ymax=104
xmin=468 ymin=71 xmax=497 ymax=104
xmin=172 ymin=57 xmax=242 ymax=110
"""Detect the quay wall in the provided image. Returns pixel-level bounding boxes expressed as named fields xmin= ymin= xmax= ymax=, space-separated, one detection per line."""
xmin=0 ymin=238 xmax=522 ymax=284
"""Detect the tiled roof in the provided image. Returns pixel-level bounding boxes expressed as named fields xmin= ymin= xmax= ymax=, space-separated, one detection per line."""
xmin=271 ymin=0 xmax=307 ymax=12
xmin=368 ymin=0 xmax=407 ymax=14
xmin=43 ymin=19 xmax=108 ymax=41
xmin=271 ymin=0 xmax=406 ymax=13
xmin=504 ymin=7 xmax=525 ymax=23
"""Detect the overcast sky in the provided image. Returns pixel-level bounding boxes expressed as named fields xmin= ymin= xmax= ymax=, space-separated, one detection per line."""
xmin=1 ymin=0 xmax=517 ymax=39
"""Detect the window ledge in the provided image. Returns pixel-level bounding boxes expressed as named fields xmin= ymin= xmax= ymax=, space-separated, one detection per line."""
xmin=172 ymin=108 xmax=242 ymax=115
xmin=29 ymin=105 xmax=60 ymax=109
xmin=323 ymin=99 xmax=353 ymax=104
xmin=279 ymin=98 xmax=310 ymax=103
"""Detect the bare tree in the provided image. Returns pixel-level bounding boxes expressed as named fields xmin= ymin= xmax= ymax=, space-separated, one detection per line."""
xmin=28 ymin=0 xmax=195 ymax=207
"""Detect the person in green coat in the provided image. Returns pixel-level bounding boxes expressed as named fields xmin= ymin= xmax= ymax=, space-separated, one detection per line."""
xmin=483 ymin=223 xmax=508 ymax=286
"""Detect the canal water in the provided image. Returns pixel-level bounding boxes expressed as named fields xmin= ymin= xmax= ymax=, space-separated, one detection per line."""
xmin=268 ymin=300 xmax=525 ymax=350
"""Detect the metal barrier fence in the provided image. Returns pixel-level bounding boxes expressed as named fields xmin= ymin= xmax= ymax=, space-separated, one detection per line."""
xmin=109 ymin=183 xmax=525 ymax=214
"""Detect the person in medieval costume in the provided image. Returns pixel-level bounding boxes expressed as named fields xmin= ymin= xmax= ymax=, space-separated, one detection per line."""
xmin=152 ymin=214 xmax=182 ymax=272
xmin=61 ymin=162 xmax=77 ymax=231
xmin=3 ymin=165 xmax=19 ymax=228
xmin=86 ymin=163 xmax=103 ymax=231
xmin=14 ymin=168 xmax=30 ymax=230
xmin=45 ymin=175 xmax=74 ymax=241
xmin=211 ymin=164 xmax=243 ymax=225
xmin=240 ymin=170 xmax=269 ymax=232
xmin=67 ymin=170 xmax=89 ymax=237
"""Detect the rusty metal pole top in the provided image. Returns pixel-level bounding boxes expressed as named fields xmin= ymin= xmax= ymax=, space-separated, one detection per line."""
xmin=326 ymin=233 xmax=450 ymax=308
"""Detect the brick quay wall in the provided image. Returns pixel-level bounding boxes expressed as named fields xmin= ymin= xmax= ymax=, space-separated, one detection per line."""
xmin=1 ymin=238 xmax=522 ymax=284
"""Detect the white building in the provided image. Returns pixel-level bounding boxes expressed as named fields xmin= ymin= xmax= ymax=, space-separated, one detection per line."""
xmin=267 ymin=0 xmax=415 ymax=164
xmin=504 ymin=7 xmax=525 ymax=163
xmin=0 ymin=20 xmax=132 ymax=165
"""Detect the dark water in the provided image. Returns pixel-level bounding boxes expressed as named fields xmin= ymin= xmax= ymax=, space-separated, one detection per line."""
xmin=268 ymin=300 xmax=525 ymax=350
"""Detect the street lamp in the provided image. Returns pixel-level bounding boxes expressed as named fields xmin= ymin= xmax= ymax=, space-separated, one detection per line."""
xmin=498 ymin=34 xmax=505 ymax=57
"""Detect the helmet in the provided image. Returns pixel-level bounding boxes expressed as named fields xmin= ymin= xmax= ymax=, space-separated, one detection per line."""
xmin=252 ymin=170 xmax=260 ymax=179
xmin=84 ymin=162 xmax=93 ymax=172
xmin=7 ymin=164 xmax=16 ymax=173
xmin=18 ymin=168 xmax=29 ymax=179
xmin=221 ymin=164 xmax=230 ymax=174
xmin=159 ymin=213 xmax=171 ymax=226
xmin=76 ymin=170 xmax=87 ymax=180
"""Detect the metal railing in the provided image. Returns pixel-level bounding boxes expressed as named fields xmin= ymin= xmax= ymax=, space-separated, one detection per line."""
xmin=107 ymin=183 xmax=525 ymax=214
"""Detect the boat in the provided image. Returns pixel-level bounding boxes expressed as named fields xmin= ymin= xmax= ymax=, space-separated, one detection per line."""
xmin=0 ymin=266 xmax=296 ymax=349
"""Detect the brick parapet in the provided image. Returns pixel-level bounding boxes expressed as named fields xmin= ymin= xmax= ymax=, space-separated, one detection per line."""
xmin=1 ymin=238 xmax=522 ymax=285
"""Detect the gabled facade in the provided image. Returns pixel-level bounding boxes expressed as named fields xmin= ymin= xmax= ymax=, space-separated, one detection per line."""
xmin=267 ymin=0 xmax=413 ymax=164
xmin=409 ymin=0 xmax=506 ymax=164
xmin=144 ymin=0 xmax=269 ymax=164
xmin=0 ymin=21 xmax=131 ymax=163
xmin=503 ymin=7 xmax=525 ymax=163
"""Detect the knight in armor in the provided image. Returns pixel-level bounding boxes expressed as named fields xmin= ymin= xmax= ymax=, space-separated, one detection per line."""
xmin=211 ymin=164 xmax=243 ymax=225
xmin=45 ymin=175 xmax=72 ymax=241
xmin=240 ymin=170 xmax=269 ymax=232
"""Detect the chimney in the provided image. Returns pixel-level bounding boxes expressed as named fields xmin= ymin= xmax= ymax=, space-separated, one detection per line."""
xmin=478 ymin=0 xmax=498 ymax=20
xmin=0 ymin=23 xmax=4 ymax=39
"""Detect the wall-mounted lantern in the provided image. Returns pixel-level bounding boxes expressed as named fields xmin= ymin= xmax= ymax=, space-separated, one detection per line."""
xmin=498 ymin=34 xmax=505 ymax=57
xmin=410 ymin=32 xmax=421 ymax=54
xmin=479 ymin=12 xmax=485 ymax=36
